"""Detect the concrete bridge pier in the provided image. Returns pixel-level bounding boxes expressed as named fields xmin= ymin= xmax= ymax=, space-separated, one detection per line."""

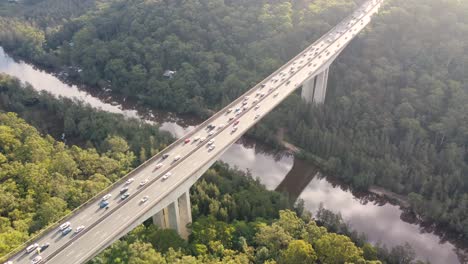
xmin=301 ymin=67 xmax=330 ymax=104
xmin=152 ymin=190 xmax=192 ymax=239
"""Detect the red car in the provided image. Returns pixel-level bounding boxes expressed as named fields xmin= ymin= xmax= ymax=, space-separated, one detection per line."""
xmin=184 ymin=138 xmax=190 ymax=144
xmin=233 ymin=120 xmax=240 ymax=126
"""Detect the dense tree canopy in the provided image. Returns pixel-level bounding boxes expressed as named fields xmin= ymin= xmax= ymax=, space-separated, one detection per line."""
xmin=0 ymin=0 xmax=360 ymax=116
xmin=0 ymin=0 xmax=467 ymax=260
xmin=250 ymin=0 xmax=468 ymax=237
xmin=0 ymin=73 xmax=173 ymax=163
xmin=0 ymin=112 xmax=134 ymax=256
xmin=0 ymin=73 xmax=422 ymax=263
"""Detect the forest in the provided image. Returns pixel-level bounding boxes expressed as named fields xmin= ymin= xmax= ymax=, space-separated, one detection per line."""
xmin=0 ymin=110 xmax=388 ymax=263
xmin=0 ymin=0 xmax=466 ymax=259
xmin=0 ymin=73 xmax=173 ymax=164
xmin=0 ymin=74 xmax=422 ymax=263
xmin=0 ymin=0 xmax=360 ymax=116
xmin=250 ymin=0 xmax=468 ymax=237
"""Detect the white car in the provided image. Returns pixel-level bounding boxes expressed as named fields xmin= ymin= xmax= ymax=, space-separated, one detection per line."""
xmin=218 ymin=124 xmax=225 ymax=130
xmin=26 ymin=243 xmax=39 ymax=253
xmin=255 ymin=114 xmax=260 ymax=120
xmin=274 ymin=92 xmax=279 ymax=97
xmin=227 ymin=108 xmax=233 ymax=113
xmin=232 ymin=127 xmax=238 ymax=133
xmin=208 ymin=145 xmax=216 ymax=151
xmin=59 ymin=222 xmax=71 ymax=231
xmin=200 ymin=137 xmax=206 ymax=142
xmin=75 ymin=225 xmax=85 ymax=233
xmin=141 ymin=196 xmax=149 ymax=203
xmin=207 ymin=139 xmax=214 ymax=145
xmin=154 ymin=163 xmax=163 ymax=169
xmin=194 ymin=136 xmax=200 ymax=141
xmin=162 ymin=172 xmax=172 ymax=180
xmin=31 ymin=256 xmax=42 ymax=264
xmin=208 ymin=131 xmax=214 ymax=136
xmin=102 ymin=194 xmax=112 ymax=201
xmin=140 ymin=179 xmax=149 ymax=186
xmin=125 ymin=178 xmax=134 ymax=185
xmin=173 ymin=155 xmax=181 ymax=161
xmin=243 ymin=96 xmax=249 ymax=101
xmin=254 ymin=105 xmax=260 ymax=110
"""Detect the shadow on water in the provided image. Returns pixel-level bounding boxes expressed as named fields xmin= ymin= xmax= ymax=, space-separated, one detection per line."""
xmin=275 ymin=158 xmax=319 ymax=201
xmin=1 ymin=47 xmax=468 ymax=263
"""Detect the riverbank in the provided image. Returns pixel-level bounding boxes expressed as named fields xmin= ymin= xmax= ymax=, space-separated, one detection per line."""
xmin=369 ymin=185 xmax=410 ymax=208
xmin=1 ymin=47 xmax=466 ymax=263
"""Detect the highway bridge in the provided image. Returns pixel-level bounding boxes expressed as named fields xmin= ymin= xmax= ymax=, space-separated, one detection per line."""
xmin=3 ymin=0 xmax=383 ymax=263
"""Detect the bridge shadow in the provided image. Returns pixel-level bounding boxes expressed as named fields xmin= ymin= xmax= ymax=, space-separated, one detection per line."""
xmin=275 ymin=158 xmax=320 ymax=203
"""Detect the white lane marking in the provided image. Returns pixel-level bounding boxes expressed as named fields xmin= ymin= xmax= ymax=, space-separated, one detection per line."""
xmin=44 ymin=5 xmax=380 ymax=263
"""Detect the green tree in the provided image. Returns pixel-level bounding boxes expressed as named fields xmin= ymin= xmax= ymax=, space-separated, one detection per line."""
xmin=278 ymin=240 xmax=317 ymax=264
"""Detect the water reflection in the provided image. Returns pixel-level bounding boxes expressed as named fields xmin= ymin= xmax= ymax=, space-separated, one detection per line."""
xmin=219 ymin=137 xmax=294 ymax=189
xmin=300 ymin=177 xmax=459 ymax=263
xmin=0 ymin=47 xmax=465 ymax=263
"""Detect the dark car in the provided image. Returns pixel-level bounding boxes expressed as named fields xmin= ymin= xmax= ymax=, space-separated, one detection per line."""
xmin=162 ymin=153 xmax=169 ymax=159
xmin=40 ymin=243 xmax=50 ymax=252
xmin=100 ymin=200 xmax=109 ymax=208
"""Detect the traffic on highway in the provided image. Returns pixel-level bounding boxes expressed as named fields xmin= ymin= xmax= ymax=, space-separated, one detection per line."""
xmin=3 ymin=0 xmax=382 ymax=263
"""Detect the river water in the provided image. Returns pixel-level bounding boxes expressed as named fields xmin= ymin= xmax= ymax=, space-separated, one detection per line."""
xmin=0 ymin=47 xmax=465 ymax=264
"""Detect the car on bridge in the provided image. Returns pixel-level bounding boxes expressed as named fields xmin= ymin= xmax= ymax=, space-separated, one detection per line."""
xmin=173 ymin=155 xmax=181 ymax=161
xmin=38 ymin=243 xmax=50 ymax=253
xmin=120 ymin=187 xmax=129 ymax=194
xmin=31 ymin=256 xmax=42 ymax=264
xmin=140 ymin=196 xmax=149 ymax=203
xmin=184 ymin=138 xmax=190 ymax=144
xmin=125 ymin=178 xmax=135 ymax=185
xmin=154 ymin=163 xmax=163 ymax=170
xmin=162 ymin=172 xmax=172 ymax=181
xmin=62 ymin=226 xmax=72 ymax=236
xmin=59 ymin=221 xmax=71 ymax=231
xmin=208 ymin=145 xmax=215 ymax=151
xmin=121 ymin=192 xmax=130 ymax=200
xmin=25 ymin=243 xmax=39 ymax=253
xmin=100 ymin=200 xmax=109 ymax=208
xmin=75 ymin=225 xmax=85 ymax=233
xmin=102 ymin=194 xmax=112 ymax=201
xmin=140 ymin=179 xmax=149 ymax=186
xmin=162 ymin=153 xmax=169 ymax=159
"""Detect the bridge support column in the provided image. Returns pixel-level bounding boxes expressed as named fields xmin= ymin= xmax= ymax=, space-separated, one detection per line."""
xmin=301 ymin=67 xmax=329 ymax=104
xmin=152 ymin=190 xmax=192 ymax=239
xmin=177 ymin=191 xmax=192 ymax=239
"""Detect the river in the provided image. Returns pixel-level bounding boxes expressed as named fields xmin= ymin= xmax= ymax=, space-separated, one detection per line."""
xmin=0 ymin=47 xmax=465 ymax=264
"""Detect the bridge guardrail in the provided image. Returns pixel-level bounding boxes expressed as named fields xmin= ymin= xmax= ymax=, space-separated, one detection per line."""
xmin=77 ymin=2 xmax=385 ymax=261
xmin=1 ymin=0 xmax=383 ymax=262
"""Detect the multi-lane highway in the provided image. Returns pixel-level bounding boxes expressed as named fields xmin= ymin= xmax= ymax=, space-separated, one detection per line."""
xmin=3 ymin=0 xmax=382 ymax=263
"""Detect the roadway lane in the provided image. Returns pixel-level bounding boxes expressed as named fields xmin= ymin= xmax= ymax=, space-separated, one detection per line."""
xmin=47 ymin=2 xmax=383 ymax=263
xmin=4 ymin=1 xmax=382 ymax=263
